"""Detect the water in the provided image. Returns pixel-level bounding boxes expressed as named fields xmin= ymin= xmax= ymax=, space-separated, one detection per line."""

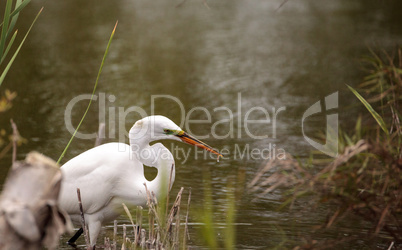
xmin=1 ymin=0 xmax=401 ymax=248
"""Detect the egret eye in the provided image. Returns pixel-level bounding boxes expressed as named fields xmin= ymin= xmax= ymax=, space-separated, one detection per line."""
xmin=164 ymin=129 xmax=173 ymax=135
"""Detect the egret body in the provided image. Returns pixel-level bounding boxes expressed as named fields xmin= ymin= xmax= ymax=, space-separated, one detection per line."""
xmin=58 ymin=116 xmax=221 ymax=247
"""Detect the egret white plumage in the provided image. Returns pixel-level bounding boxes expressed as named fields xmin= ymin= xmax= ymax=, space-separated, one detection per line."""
xmin=58 ymin=115 xmax=221 ymax=247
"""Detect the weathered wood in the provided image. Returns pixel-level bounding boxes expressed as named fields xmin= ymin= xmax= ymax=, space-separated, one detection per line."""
xmin=0 ymin=152 xmax=73 ymax=250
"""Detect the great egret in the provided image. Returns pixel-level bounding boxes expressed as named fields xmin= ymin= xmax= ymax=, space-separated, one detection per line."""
xmin=58 ymin=115 xmax=221 ymax=247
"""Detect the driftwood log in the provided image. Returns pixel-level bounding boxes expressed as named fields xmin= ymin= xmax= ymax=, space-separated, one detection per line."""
xmin=0 ymin=152 xmax=72 ymax=250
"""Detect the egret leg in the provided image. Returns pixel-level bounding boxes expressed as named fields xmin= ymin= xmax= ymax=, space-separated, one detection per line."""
xmin=67 ymin=227 xmax=84 ymax=245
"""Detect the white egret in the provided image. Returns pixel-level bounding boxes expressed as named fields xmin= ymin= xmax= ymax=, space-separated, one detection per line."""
xmin=58 ymin=115 xmax=221 ymax=247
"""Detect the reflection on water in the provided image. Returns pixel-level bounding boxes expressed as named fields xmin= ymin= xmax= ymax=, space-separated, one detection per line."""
xmin=1 ymin=0 xmax=402 ymax=248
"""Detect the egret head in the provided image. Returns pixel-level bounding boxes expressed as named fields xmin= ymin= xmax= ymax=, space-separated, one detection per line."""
xmin=130 ymin=115 xmax=222 ymax=157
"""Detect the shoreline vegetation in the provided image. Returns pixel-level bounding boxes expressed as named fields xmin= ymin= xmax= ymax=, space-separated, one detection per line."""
xmin=249 ymin=49 xmax=402 ymax=249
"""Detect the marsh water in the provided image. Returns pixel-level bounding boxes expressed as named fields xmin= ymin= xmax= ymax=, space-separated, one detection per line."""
xmin=1 ymin=0 xmax=402 ymax=248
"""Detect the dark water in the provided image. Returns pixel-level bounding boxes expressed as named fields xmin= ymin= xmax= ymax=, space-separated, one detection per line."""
xmin=1 ymin=0 xmax=402 ymax=248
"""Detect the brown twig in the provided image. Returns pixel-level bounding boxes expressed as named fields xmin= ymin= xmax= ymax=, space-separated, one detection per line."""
xmin=122 ymin=224 xmax=126 ymax=250
xmin=77 ymin=188 xmax=91 ymax=249
xmin=149 ymin=206 xmax=155 ymax=244
xmin=122 ymin=203 xmax=136 ymax=244
xmin=173 ymin=201 xmax=181 ymax=247
xmin=135 ymin=206 xmax=143 ymax=245
xmin=183 ymin=187 xmax=191 ymax=247
xmin=166 ymin=163 xmax=174 ymax=216
xmin=104 ymin=237 xmax=111 ymax=249
xmin=140 ymin=228 xmax=146 ymax=248
xmin=164 ymin=187 xmax=184 ymax=244
xmin=113 ymin=220 xmax=117 ymax=250
xmin=144 ymin=183 xmax=160 ymax=244
xmin=10 ymin=119 xmax=18 ymax=164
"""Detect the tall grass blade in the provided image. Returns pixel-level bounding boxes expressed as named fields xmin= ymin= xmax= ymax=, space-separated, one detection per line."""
xmin=122 ymin=203 xmax=136 ymax=228
xmin=0 ymin=7 xmax=42 ymax=88
xmin=57 ymin=21 xmax=118 ymax=164
xmin=6 ymin=0 xmax=23 ymax=39
xmin=0 ymin=30 xmax=17 ymax=64
xmin=347 ymin=84 xmax=389 ymax=135
xmin=0 ymin=0 xmax=13 ymax=57
xmin=0 ymin=0 xmax=31 ymax=28
xmin=9 ymin=0 xmax=30 ymax=24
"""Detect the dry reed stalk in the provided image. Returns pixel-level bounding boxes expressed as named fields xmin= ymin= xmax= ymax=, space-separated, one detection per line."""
xmin=10 ymin=119 xmax=18 ymax=164
xmin=166 ymin=164 xmax=174 ymax=216
xmin=104 ymin=237 xmax=111 ymax=249
xmin=183 ymin=188 xmax=191 ymax=248
xmin=122 ymin=224 xmax=126 ymax=250
xmin=135 ymin=206 xmax=143 ymax=245
xmin=140 ymin=229 xmax=146 ymax=248
xmin=126 ymin=237 xmax=132 ymax=248
xmin=143 ymin=183 xmax=160 ymax=226
xmin=149 ymin=209 xmax=155 ymax=244
xmin=156 ymin=231 xmax=160 ymax=249
xmin=113 ymin=220 xmax=117 ymax=250
xmin=173 ymin=188 xmax=184 ymax=247
xmin=165 ymin=187 xmax=184 ymax=241
xmin=102 ymin=187 xmax=191 ymax=249
xmin=122 ymin=203 xmax=136 ymax=241
xmin=77 ymin=188 xmax=91 ymax=249
xmin=144 ymin=183 xmax=162 ymax=247
xmin=173 ymin=202 xmax=181 ymax=248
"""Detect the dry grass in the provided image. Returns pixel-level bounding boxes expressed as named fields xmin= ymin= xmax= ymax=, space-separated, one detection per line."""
xmin=97 ymin=186 xmax=191 ymax=250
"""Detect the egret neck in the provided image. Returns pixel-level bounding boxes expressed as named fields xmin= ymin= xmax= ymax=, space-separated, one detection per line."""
xmin=129 ymin=121 xmax=176 ymax=197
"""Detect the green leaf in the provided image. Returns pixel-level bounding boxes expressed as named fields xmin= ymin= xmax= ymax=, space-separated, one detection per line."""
xmin=0 ymin=7 xmax=43 ymax=88
xmin=346 ymin=84 xmax=389 ymax=135
xmin=11 ymin=0 xmax=31 ymax=17
xmin=6 ymin=0 xmax=23 ymax=39
xmin=0 ymin=0 xmax=13 ymax=58
xmin=0 ymin=30 xmax=18 ymax=65
xmin=0 ymin=0 xmax=31 ymax=29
